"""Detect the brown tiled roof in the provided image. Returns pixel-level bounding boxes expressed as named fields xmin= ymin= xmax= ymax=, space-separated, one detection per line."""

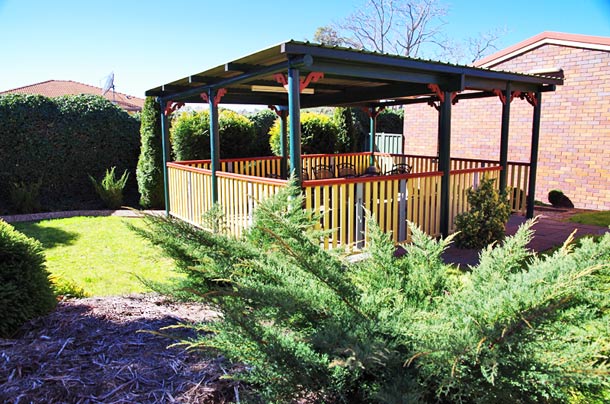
xmin=0 ymin=80 xmax=145 ymax=112
xmin=475 ymin=31 xmax=610 ymax=68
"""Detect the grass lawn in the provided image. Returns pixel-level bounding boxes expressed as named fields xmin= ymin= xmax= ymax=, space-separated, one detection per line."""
xmin=568 ymin=210 xmax=610 ymax=227
xmin=13 ymin=216 xmax=179 ymax=296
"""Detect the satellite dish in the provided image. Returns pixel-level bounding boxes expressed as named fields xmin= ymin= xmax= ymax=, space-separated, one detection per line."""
xmin=101 ymin=72 xmax=116 ymax=104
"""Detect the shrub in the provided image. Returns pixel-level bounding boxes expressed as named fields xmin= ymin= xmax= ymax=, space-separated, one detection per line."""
xmin=0 ymin=94 xmax=140 ymax=212
xmin=0 ymin=220 xmax=56 ymax=338
xmin=548 ymin=189 xmax=575 ymax=208
xmin=454 ymin=177 xmax=512 ymax=249
xmin=9 ymin=180 xmax=42 ymax=213
xmin=376 ymin=108 xmax=404 ymax=133
xmin=333 ymin=107 xmax=360 ymax=153
xmin=89 ymin=166 xmax=129 ymax=209
xmin=171 ymin=110 xmax=210 ymax=161
xmin=171 ymin=109 xmax=256 ymax=160
xmin=134 ymin=184 xmax=610 ymax=403
xmin=269 ymin=111 xmax=338 ymax=155
xmin=137 ymin=97 xmax=165 ymax=208
xmin=247 ymin=109 xmax=276 ymax=156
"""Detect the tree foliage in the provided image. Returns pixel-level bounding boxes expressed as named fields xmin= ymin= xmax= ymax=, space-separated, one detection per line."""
xmin=136 ymin=183 xmax=610 ymax=403
xmin=136 ymin=97 xmax=165 ymax=208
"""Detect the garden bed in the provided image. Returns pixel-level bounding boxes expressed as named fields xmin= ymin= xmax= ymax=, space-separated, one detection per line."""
xmin=0 ymin=294 xmax=242 ymax=403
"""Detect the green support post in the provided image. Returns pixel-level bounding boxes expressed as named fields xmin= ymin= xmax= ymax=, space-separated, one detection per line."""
xmin=279 ymin=106 xmax=288 ymax=178
xmin=287 ymin=67 xmax=301 ymax=182
xmin=369 ymin=109 xmax=376 ymax=166
xmin=499 ymin=83 xmax=511 ymax=192
xmin=526 ymin=91 xmax=542 ymax=219
xmin=438 ymin=92 xmax=452 ymax=237
xmin=208 ymin=89 xmax=220 ymax=203
xmin=159 ymin=99 xmax=171 ymax=217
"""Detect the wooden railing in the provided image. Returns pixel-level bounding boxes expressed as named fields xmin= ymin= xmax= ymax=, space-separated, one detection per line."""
xmin=170 ymin=154 xmax=527 ymax=250
xmin=167 ymin=162 xmax=286 ymax=237
xmin=302 ymin=171 xmax=443 ymax=250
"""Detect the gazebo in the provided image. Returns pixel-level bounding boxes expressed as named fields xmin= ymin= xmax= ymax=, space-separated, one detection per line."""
xmin=146 ymin=41 xmax=562 ymax=249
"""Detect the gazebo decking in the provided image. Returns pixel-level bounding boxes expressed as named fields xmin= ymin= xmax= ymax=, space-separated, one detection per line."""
xmin=146 ymin=41 xmax=561 ymax=248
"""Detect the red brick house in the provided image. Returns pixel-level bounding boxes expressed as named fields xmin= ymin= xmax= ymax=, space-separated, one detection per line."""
xmin=403 ymin=32 xmax=610 ymax=210
xmin=0 ymin=80 xmax=145 ymax=113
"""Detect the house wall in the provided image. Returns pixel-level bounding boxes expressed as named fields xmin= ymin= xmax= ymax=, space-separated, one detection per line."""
xmin=404 ymin=43 xmax=610 ymax=210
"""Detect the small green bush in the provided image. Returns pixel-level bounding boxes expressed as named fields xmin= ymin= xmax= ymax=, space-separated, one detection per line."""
xmin=9 ymin=180 xmax=42 ymax=213
xmin=135 ymin=184 xmax=610 ymax=403
xmin=0 ymin=220 xmax=56 ymax=338
xmin=454 ymin=177 xmax=512 ymax=249
xmin=137 ymin=97 xmax=165 ymax=209
xmin=548 ymin=189 xmax=575 ymax=208
xmin=89 ymin=167 xmax=129 ymax=209
xmin=269 ymin=111 xmax=338 ymax=155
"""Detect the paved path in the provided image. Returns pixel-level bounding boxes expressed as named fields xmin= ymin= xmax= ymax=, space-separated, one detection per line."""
xmin=442 ymin=215 xmax=609 ymax=267
xmin=1 ymin=209 xmax=164 ymax=223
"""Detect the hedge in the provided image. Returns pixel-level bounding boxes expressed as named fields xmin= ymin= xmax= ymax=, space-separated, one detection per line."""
xmin=170 ymin=109 xmax=256 ymax=161
xmin=0 ymin=94 xmax=140 ymax=213
xmin=269 ymin=111 xmax=339 ymax=155
xmin=136 ymin=97 xmax=164 ymax=208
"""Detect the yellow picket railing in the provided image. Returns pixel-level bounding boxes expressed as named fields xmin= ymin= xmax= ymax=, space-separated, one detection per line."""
xmin=302 ymin=171 xmax=442 ymax=250
xmin=167 ymin=162 xmax=286 ymax=236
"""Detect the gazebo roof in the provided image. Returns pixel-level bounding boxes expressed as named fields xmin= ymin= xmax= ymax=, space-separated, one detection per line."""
xmin=146 ymin=40 xmax=562 ymax=108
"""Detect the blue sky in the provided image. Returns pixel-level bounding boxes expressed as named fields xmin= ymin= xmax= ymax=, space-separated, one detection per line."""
xmin=1 ymin=0 xmax=609 ymax=99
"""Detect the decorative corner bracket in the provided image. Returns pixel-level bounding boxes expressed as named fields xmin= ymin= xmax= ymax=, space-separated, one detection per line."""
xmin=493 ymin=89 xmax=507 ymax=105
xmin=512 ymin=91 xmax=538 ymax=107
xmin=200 ymin=88 xmax=227 ymax=106
xmin=273 ymin=71 xmax=324 ymax=93
xmin=428 ymin=84 xmax=458 ymax=109
xmin=164 ymin=101 xmax=185 ymax=116
xmin=268 ymin=105 xmax=288 ymax=117
xmin=361 ymin=105 xmax=385 ymax=118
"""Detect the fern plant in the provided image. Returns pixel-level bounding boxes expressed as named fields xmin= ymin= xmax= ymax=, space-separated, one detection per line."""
xmin=89 ymin=167 xmax=129 ymax=209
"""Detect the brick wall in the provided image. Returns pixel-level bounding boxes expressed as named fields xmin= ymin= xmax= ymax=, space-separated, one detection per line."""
xmin=404 ymin=44 xmax=610 ymax=210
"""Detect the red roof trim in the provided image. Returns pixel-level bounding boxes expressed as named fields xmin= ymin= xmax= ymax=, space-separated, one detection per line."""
xmin=475 ymin=31 xmax=610 ymax=67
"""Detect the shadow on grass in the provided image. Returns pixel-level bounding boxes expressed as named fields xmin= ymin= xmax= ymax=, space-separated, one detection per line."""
xmin=12 ymin=222 xmax=79 ymax=248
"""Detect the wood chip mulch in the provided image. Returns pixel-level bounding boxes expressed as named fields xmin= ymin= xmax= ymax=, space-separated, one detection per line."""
xmin=0 ymin=294 xmax=244 ymax=404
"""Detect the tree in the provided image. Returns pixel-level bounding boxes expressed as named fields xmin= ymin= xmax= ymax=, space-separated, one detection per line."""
xmin=313 ymin=25 xmax=345 ymax=46
xmin=331 ymin=0 xmax=503 ymax=63
xmin=136 ymin=97 xmax=165 ymax=209
xmin=336 ymin=0 xmax=448 ymax=56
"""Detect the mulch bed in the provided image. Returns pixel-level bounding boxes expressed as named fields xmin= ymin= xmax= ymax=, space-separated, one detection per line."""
xmin=0 ymin=294 xmax=244 ymax=403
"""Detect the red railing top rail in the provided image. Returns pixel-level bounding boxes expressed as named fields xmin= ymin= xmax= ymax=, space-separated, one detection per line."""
xmin=302 ymin=171 xmax=443 ymax=187
xmin=167 ymin=162 xmax=287 ymax=186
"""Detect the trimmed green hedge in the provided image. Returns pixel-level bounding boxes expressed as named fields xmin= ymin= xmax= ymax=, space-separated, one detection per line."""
xmin=170 ymin=109 xmax=256 ymax=161
xmin=0 ymin=94 xmax=140 ymax=213
xmin=269 ymin=111 xmax=339 ymax=155
xmin=0 ymin=220 xmax=56 ymax=338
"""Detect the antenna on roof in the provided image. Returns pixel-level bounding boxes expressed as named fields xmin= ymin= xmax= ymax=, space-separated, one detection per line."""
xmin=101 ymin=72 xmax=115 ymax=103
